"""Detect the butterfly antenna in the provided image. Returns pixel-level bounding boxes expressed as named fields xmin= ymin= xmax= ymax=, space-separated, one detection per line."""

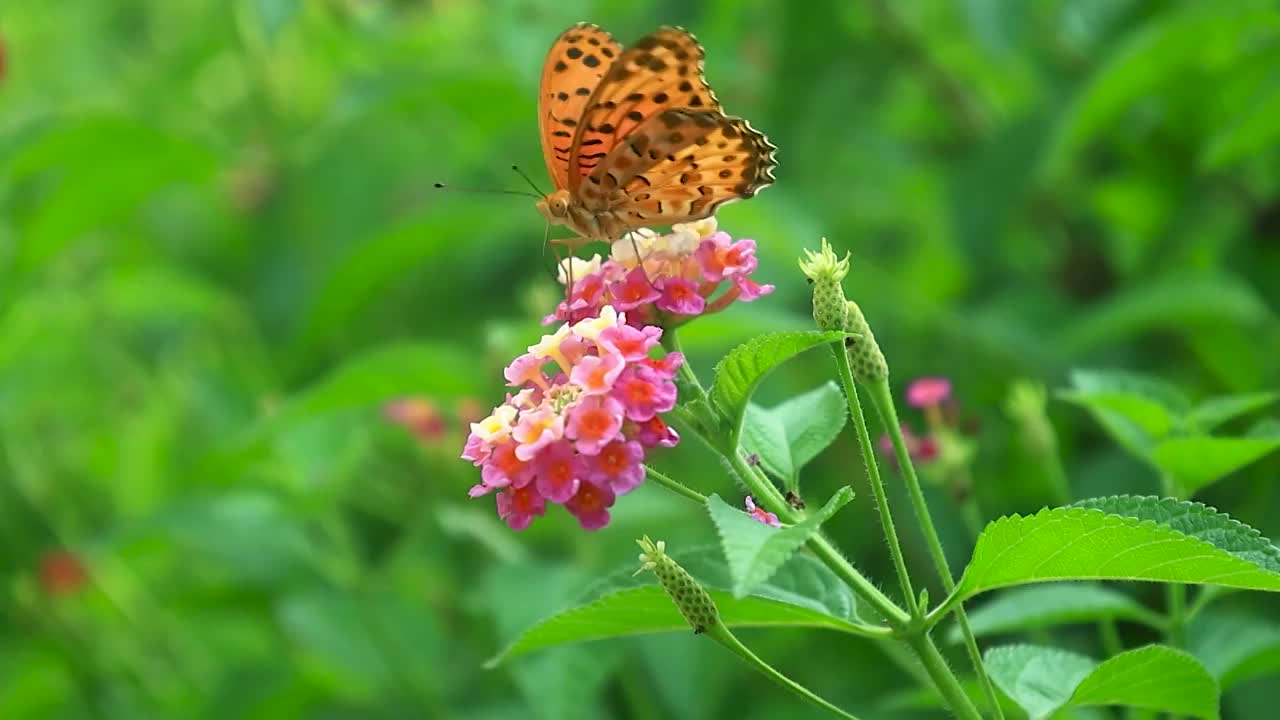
xmin=511 ymin=165 xmax=547 ymax=197
xmin=433 ymin=182 xmax=540 ymax=199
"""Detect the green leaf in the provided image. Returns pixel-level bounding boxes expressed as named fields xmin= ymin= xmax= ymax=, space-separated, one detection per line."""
xmin=1186 ymin=392 xmax=1278 ymax=431
xmin=1055 ymin=275 xmax=1272 ymax=360
xmin=949 ymin=584 xmax=1162 ymax=642
xmin=1072 ymin=496 xmax=1280 ymax=574
xmin=8 ymin=118 xmax=215 ymax=274
xmin=985 ymin=644 xmax=1219 ymax=719
xmin=1042 ymin=4 xmax=1275 ymax=179
xmin=706 ymin=487 xmax=854 ymax=597
xmin=959 ymin=496 xmax=1280 ymax=600
xmin=1188 ymin=610 xmax=1280 ymax=690
xmin=741 ymin=404 xmax=793 ymax=480
xmin=708 ymin=331 xmax=845 ymax=444
xmin=1150 ymin=435 xmax=1280 ymax=495
xmin=1060 ymin=369 xmax=1188 ymax=445
xmin=773 ymin=382 xmax=848 ymax=473
xmin=487 ymin=550 xmax=864 ymax=666
xmin=741 ymin=381 xmax=847 ymax=486
xmin=1202 ymin=77 xmax=1280 ymax=169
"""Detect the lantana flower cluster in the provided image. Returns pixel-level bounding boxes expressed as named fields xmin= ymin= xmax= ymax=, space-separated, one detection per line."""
xmin=461 ymin=307 xmax=682 ymax=531
xmin=546 ymin=218 xmax=774 ymax=328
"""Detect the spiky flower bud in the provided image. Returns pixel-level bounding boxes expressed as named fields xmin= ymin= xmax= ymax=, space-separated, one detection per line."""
xmin=635 ymin=536 xmax=719 ymax=633
xmin=797 ymin=238 xmax=850 ymax=332
xmin=844 ymin=301 xmax=888 ymax=384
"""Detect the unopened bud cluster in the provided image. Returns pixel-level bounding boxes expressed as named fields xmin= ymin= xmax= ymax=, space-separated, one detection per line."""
xmin=636 ymin=536 xmax=719 ymax=633
xmin=844 ymin=300 xmax=888 ymax=383
xmin=797 ymin=238 xmax=850 ymax=332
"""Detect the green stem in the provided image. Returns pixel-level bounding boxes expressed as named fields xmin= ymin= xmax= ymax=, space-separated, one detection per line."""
xmin=661 ymin=329 xmax=978 ymax=720
xmin=1099 ymin=618 xmax=1123 ymax=657
xmin=644 ymin=465 xmax=707 ymax=504
xmin=865 ymin=379 xmax=1005 ymax=720
xmin=707 ymin=623 xmax=863 ymax=720
xmin=806 ymin=534 xmax=911 ymax=627
xmin=905 ymin=633 xmax=985 ymax=720
xmin=830 ymin=345 xmax=919 ymax=616
xmin=1166 ymin=583 xmax=1186 ymax=648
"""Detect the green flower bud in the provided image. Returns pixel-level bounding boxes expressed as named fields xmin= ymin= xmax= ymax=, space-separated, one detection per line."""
xmin=798 ymin=238 xmax=850 ymax=332
xmin=636 ymin=536 xmax=719 ymax=634
xmin=844 ymin=301 xmax=888 ymax=384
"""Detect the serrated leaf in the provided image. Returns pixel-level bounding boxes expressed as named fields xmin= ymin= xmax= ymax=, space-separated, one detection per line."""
xmin=959 ymin=496 xmax=1280 ymax=600
xmin=1186 ymin=392 xmax=1278 ymax=431
xmin=1071 ymin=496 xmax=1280 ymax=573
xmin=1150 ymin=435 xmax=1280 ymax=495
xmin=1187 ymin=610 xmax=1280 ymax=690
xmin=707 ymin=487 xmax=854 ymax=598
xmin=740 ymin=382 xmax=847 ymax=487
xmin=487 ymin=550 xmax=861 ymax=666
xmin=949 ymin=584 xmax=1162 ymax=643
xmin=985 ymin=644 xmax=1219 ymax=719
xmin=708 ymin=331 xmax=845 ymax=445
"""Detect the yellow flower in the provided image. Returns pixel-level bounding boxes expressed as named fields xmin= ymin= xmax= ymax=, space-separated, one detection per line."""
xmin=611 ymin=228 xmax=658 ymax=267
xmin=556 ymin=254 xmax=603 ymax=285
xmin=528 ymin=322 xmax=573 ymax=372
xmin=469 ymin=404 xmax=518 ymax=443
xmin=571 ymin=305 xmax=621 ymax=342
xmin=672 ymin=216 xmax=718 ymax=240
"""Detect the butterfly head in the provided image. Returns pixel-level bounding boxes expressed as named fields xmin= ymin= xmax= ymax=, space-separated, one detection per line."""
xmin=536 ymin=189 xmax=574 ymax=224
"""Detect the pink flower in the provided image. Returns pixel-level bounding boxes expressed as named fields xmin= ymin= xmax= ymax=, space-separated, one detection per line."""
xmin=612 ymin=365 xmax=677 ymax=421
xmin=39 ymin=550 xmax=88 ymax=596
xmin=461 ymin=308 xmax=683 ymax=531
xmin=906 ymin=377 xmax=952 ymax=409
xmin=696 ymin=233 xmax=759 ymax=281
xmin=384 ymin=397 xmax=447 ymax=444
xmin=590 ymin=440 xmax=645 ymax=494
xmin=598 ymin=324 xmax=662 ymax=362
xmin=877 ymin=424 xmax=938 ymax=466
xmin=732 ymin=275 xmax=774 ymax=302
xmin=656 ymin=278 xmax=707 ymax=315
xmin=609 ymin=266 xmax=663 ymax=311
xmin=745 ymin=496 xmax=781 ymax=528
xmin=634 ymin=415 xmax=680 ymax=448
xmin=565 ymin=480 xmax=616 ymax=530
xmin=513 ymin=406 xmax=565 ymax=461
xmin=543 ymin=221 xmax=775 ymax=329
xmin=504 ymin=353 xmax=547 ymax=389
xmin=566 ymin=395 xmax=625 ymax=456
xmin=461 ymin=434 xmax=490 ymax=465
xmin=642 ymin=351 xmax=684 ymax=376
xmin=496 ymin=484 xmax=546 ymax=531
xmin=535 ymin=440 xmax=583 ymax=502
xmin=481 ymin=442 xmax=534 ymax=489
xmin=569 ymin=351 xmax=624 ymax=395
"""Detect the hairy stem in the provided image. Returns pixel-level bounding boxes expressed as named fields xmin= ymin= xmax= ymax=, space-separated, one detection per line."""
xmin=707 ymin=623 xmax=864 ymax=720
xmin=865 ymin=379 xmax=1004 ymax=720
xmin=830 ymin=345 xmax=919 ymax=615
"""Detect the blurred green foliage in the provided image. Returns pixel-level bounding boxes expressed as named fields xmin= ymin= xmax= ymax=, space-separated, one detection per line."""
xmin=2 ymin=0 xmax=1278 ymax=718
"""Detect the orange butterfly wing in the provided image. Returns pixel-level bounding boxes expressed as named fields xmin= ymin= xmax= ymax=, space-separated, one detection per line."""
xmin=538 ymin=24 xmax=622 ymax=192
xmin=567 ymin=27 xmax=722 ymax=186
xmin=580 ymin=109 xmax=776 ymax=225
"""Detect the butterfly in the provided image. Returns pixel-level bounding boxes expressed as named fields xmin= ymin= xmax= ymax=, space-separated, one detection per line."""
xmin=534 ymin=23 xmax=777 ymax=248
